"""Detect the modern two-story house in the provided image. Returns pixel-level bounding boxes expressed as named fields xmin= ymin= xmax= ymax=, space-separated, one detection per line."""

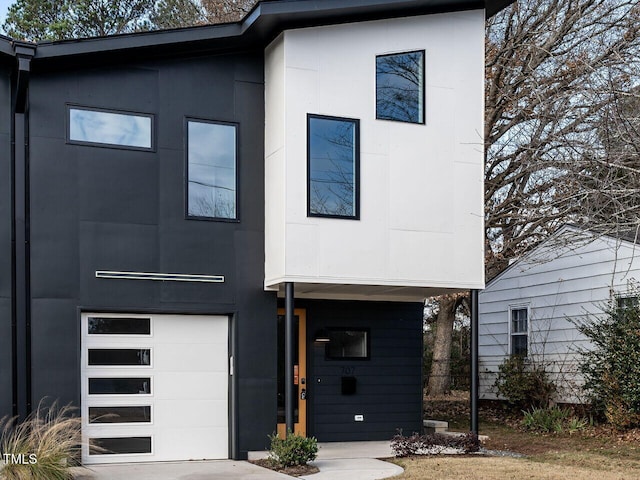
xmin=0 ymin=0 xmax=511 ymax=464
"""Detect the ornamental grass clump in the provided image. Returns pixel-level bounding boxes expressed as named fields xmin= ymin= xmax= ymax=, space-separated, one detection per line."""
xmin=0 ymin=401 xmax=81 ymax=480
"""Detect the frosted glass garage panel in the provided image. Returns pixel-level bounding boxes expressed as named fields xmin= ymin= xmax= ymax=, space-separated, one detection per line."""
xmin=68 ymin=107 xmax=153 ymax=149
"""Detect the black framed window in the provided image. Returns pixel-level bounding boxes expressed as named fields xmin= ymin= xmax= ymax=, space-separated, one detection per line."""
xmin=89 ymin=437 xmax=152 ymax=455
xmin=510 ymin=307 xmax=528 ymax=356
xmin=88 ymin=317 xmax=150 ymax=335
xmin=326 ymin=329 xmax=369 ymax=359
xmin=186 ymin=119 xmax=238 ymax=221
xmin=88 ymin=378 xmax=151 ymax=395
xmin=376 ymin=50 xmax=425 ymax=124
xmin=307 ymin=115 xmax=359 ymax=219
xmin=68 ymin=106 xmax=154 ymax=150
xmin=89 ymin=406 xmax=151 ymax=424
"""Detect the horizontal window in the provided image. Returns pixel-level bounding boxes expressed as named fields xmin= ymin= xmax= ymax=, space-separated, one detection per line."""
xmin=88 ymin=317 xmax=150 ymax=335
xmin=88 ymin=349 xmax=150 ymax=366
xmin=376 ymin=50 xmax=425 ymax=124
xmin=89 ymin=378 xmax=151 ymax=395
xmin=326 ymin=329 xmax=369 ymax=359
xmin=89 ymin=406 xmax=151 ymax=424
xmin=90 ymin=437 xmax=152 ymax=455
xmin=187 ymin=119 xmax=238 ymax=220
xmin=308 ymin=115 xmax=359 ymax=219
xmin=68 ymin=106 xmax=153 ymax=150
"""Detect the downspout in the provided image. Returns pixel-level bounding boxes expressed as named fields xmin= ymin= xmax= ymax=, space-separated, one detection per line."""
xmin=11 ymin=41 xmax=35 ymax=419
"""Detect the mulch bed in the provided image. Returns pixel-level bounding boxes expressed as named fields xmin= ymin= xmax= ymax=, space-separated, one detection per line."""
xmin=250 ymin=458 xmax=320 ymax=477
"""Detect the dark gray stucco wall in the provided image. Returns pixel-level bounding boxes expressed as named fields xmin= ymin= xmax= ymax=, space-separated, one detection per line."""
xmin=26 ymin=52 xmax=276 ymax=456
xmin=0 ymin=62 xmax=13 ymax=417
xmin=304 ymin=300 xmax=423 ymax=442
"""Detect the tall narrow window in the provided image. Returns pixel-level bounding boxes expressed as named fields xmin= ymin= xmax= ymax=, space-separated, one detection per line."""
xmin=307 ymin=115 xmax=359 ymax=219
xmin=186 ymin=120 xmax=237 ymax=220
xmin=510 ymin=307 xmax=528 ymax=356
xmin=68 ymin=106 xmax=153 ymax=150
xmin=376 ymin=50 xmax=425 ymax=124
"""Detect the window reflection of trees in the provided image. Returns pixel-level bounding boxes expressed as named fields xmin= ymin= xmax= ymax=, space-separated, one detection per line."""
xmin=309 ymin=117 xmax=357 ymax=217
xmin=187 ymin=121 xmax=237 ymax=220
xmin=376 ymin=51 xmax=424 ymax=123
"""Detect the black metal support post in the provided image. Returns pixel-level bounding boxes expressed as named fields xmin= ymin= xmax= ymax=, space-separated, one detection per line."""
xmin=285 ymin=282 xmax=295 ymax=436
xmin=470 ymin=289 xmax=479 ymax=435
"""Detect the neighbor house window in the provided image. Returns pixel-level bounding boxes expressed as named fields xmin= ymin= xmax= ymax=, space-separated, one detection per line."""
xmin=307 ymin=115 xmax=359 ymax=218
xmin=615 ymin=295 xmax=639 ymax=311
xmin=376 ymin=50 xmax=425 ymax=124
xmin=510 ymin=307 xmax=528 ymax=356
xmin=326 ymin=329 xmax=369 ymax=359
xmin=68 ymin=106 xmax=153 ymax=150
xmin=186 ymin=119 xmax=237 ymax=220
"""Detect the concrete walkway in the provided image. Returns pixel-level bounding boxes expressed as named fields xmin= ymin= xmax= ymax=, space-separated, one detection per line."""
xmin=74 ymin=441 xmax=402 ymax=480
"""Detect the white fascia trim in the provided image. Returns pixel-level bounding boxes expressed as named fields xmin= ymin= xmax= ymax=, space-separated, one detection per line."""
xmin=264 ymin=275 xmax=484 ymax=290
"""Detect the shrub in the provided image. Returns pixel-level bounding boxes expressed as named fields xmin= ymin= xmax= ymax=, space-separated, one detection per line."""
xmin=576 ymin=300 xmax=640 ymax=429
xmin=0 ymin=401 xmax=81 ymax=480
xmin=390 ymin=430 xmax=479 ymax=457
xmin=493 ymin=355 xmax=556 ymax=410
xmin=268 ymin=431 xmax=318 ymax=468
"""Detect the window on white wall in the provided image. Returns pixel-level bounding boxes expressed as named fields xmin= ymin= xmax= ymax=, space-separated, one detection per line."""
xmin=307 ymin=114 xmax=359 ymax=219
xmin=376 ymin=50 xmax=425 ymax=124
xmin=510 ymin=307 xmax=528 ymax=356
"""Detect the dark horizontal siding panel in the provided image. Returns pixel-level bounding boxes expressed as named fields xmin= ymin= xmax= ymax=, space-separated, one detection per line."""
xmin=314 ymin=385 xmax=419 ymax=398
xmin=304 ymin=299 xmax=422 ymax=442
xmin=315 ymin=411 xmax=419 ymax=424
xmin=313 ymin=366 xmax=420 ymax=376
xmin=312 ymin=394 xmax=419 ymax=407
xmin=310 ymin=402 xmax=419 ymax=414
xmin=313 ymin=375 xmax=419 ymax=386
xmin=313 ymin=421 xmax=414 ymax=435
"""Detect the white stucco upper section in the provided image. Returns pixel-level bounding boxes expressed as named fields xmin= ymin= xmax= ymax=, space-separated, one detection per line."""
xmin=264 ymin=10 xmax=485 ymax=301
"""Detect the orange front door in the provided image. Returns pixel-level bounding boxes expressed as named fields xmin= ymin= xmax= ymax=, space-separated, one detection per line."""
xmin=277 ymin=309 xmax=307 ymax=437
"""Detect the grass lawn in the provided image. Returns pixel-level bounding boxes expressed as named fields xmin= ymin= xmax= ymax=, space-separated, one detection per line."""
xmin=395 ymin=395 xmax=640 ymax=479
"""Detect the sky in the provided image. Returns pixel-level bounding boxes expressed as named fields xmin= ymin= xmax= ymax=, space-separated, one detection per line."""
xmin=0 ymin=0 xmax=10 ymax=29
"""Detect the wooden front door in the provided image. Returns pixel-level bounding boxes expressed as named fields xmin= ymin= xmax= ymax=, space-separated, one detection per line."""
xmin=277 ymin=309 xmax=307 ymax=437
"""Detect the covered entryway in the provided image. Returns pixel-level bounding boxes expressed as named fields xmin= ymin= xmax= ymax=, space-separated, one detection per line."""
xmin=81 ymin=313 xmax=229 ymax=464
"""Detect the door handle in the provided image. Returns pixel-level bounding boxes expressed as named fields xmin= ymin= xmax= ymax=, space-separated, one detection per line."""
xmin=300 ymin=388 xmax=307 ymax=400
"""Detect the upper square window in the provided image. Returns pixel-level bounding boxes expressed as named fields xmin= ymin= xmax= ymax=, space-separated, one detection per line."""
xmin=186 ymin=119 xmax=238 ymax=221
xmin=376 ymin=50 xmax=425 ymax=124
xmin=307 ymin=114 xmax=359 ymax=219
xmin=68 ymin=106 xmax=154 ymax=150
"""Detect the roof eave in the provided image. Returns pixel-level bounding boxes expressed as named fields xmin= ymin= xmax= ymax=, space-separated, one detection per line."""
xmin=30 ymin=0 xmax=514 ymax=63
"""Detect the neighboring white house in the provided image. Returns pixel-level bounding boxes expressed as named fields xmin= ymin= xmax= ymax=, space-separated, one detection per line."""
xmin=479 ymin=225 xmax=640 ymax=403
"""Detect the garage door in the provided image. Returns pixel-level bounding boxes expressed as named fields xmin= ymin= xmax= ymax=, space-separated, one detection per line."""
xmin=81 ymin=313 xmax=229 ymax=464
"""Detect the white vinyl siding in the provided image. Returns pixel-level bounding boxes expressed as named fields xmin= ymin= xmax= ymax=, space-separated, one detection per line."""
xmin=479 ymin=226 xmax=640 ymax=403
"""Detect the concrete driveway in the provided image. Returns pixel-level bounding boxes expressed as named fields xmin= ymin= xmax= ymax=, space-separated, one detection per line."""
xmin=73 ymin=460 xmax=294 ymax=480
xmin=72 ymin=441 xmax=402 ymax=480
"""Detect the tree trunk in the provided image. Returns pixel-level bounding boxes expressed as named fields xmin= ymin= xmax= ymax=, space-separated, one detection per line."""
xmin=427 ymin=295 xmax=458 ymax=396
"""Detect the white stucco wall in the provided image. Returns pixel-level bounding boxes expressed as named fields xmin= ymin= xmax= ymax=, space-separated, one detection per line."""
xmin=265 ymin=10 xmax=485 ymax=299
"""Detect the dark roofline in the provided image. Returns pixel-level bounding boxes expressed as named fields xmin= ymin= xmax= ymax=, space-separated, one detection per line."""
xmin=0 ymin=0 xmax=514 ymax=66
